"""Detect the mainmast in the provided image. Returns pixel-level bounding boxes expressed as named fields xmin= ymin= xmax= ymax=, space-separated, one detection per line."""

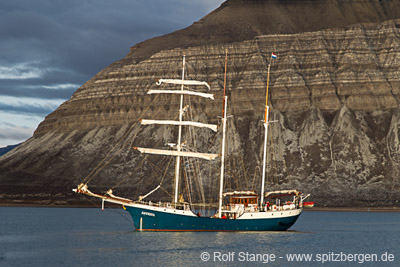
xmin=218 ymin=96 xmax=228 ymax=217
xmin=218 ymin=49 xmax=228 ymax=218
xmin=260 ymin=52 xmax=276 ymax=208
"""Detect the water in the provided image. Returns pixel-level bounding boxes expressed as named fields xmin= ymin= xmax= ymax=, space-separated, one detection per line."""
xmin=1 ymin=207 xmax=399 ymax=266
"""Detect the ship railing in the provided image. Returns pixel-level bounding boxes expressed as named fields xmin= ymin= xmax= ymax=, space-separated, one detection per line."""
xmin=264 ymin=202 xmax=298 ymax=212
xmin=135 ymin=200 xmax=191 ymax=211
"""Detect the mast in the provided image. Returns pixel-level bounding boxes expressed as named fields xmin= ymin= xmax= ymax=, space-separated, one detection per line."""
xmin=260 ymin=55 xmax=273 ymax=209
xmin=173 ymin=54 xmax=186 ymax=204
xmin=222 ymin=49 xmax=228 ymax=118
xmin=134 ymin=55 xmax=219 ymax=204
xmin=218 ymin=96 xmax=228 ymax=218
xmin=218 ymin=49 xmax=228 ymax=218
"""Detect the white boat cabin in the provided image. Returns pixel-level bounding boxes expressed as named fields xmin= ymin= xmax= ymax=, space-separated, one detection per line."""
xmin=223 ymin=191 xmax=259 ymax=216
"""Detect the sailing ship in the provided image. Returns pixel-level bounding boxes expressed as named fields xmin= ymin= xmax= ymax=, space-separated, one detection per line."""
xmin=74 ymin=53 xmax=309 ymax=231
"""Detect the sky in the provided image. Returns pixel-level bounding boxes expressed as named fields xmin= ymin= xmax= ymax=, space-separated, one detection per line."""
xmin=0 ymin=0 xmax=225 ymax=147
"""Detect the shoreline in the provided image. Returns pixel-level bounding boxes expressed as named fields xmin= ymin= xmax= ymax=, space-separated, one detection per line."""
xmin=1 ymin=201 xmax=400 ymax=212
xmin=305 ymin=207 xmax=400 ymax=212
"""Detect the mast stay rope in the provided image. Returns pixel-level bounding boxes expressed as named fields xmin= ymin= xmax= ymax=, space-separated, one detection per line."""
xmin=80 ymin=63 xmax=184 ymax=187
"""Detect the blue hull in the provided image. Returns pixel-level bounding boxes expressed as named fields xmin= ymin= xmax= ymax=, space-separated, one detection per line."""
xmin=125 ymin=206 xmax=300 ymax=232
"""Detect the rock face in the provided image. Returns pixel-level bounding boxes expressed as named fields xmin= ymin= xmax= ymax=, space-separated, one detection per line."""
xmin=128 ymin=0 xmax=400 ymax=62
xmin=1 ymin=0 xmax=400 ymax=207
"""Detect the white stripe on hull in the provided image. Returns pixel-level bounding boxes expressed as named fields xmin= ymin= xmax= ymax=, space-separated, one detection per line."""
xmin=125 ymin=202 xmax=302 ymax=219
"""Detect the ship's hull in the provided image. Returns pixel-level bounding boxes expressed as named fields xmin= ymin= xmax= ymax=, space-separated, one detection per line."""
xmin=125 ymin=203 xmax=301 ymax=232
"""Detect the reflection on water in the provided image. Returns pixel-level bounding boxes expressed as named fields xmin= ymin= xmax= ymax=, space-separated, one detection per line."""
xmin=0 ymin=207 xmax=399 ymax=266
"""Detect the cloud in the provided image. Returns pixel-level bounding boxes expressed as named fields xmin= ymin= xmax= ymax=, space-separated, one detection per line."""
xmin=0 ymin=0 xmax=225 ymax=146
xmin=0 ymin=96 xmax=64 ymax=116
xmin=0 ymin=111 xmax=43 ymax=129
xmin=0 ymin=84 xmax=77 ymax=100
xmin=0 ymin=0 xmax=226 ymax=90
xmin=0 ymin=103 xmax=55 ymax=117
xmin=0 ymin=120 xmax=35 ymax=146
xmin=0 ymin=125 xmax=33 ymax=141
xmin=0 ymin=63 xmax=46 ymax=80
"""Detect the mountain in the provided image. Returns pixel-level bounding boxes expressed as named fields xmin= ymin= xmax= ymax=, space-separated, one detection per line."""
xmin=0 ymin=144 xmax=19 ymax=157
xmin=1 ymin=0 xmax=400 ymax=207
xmin=128 ymin=0 xmax=400 ymax=62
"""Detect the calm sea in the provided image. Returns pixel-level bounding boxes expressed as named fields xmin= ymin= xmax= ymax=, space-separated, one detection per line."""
xmin=0 ymin=207 xmax=399 ymax=266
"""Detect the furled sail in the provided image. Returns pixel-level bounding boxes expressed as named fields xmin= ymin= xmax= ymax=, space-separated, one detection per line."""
xmin=147 ymin=90 xmax=214 ymax=100
xmin=141 ymin=119 xmax=218 ymax=132
xmin=156 ymin=79 xmax=211 ymax=90
xmin=133 ymin=147 xmax=220 ymax=161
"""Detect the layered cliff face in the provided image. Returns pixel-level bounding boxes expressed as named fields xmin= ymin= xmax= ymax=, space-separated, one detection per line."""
xmin=1 ymin=0 xmax=400 ymax=206
xmin=128 ymin=0 xmax=400 ymax=62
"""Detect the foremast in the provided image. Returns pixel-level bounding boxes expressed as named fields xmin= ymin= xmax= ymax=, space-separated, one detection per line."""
xmin=174 ymin=55 xmax=186 ymax=204
xmin=134 ymin=54 xmax=219 ymax=205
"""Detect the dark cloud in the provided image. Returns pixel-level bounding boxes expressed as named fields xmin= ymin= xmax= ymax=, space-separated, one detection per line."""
xmin=0 ymin=86 xmax=75 ymax=100
xmin=0 ymin=0 xmax=224 ymax=96
xmin=0 ymin=0 xmax=225 ymax=145
xmin=0 ymin=101 xmax=59 ymax=117
xmin=0 ymin=0 xmax=224 ymax=80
